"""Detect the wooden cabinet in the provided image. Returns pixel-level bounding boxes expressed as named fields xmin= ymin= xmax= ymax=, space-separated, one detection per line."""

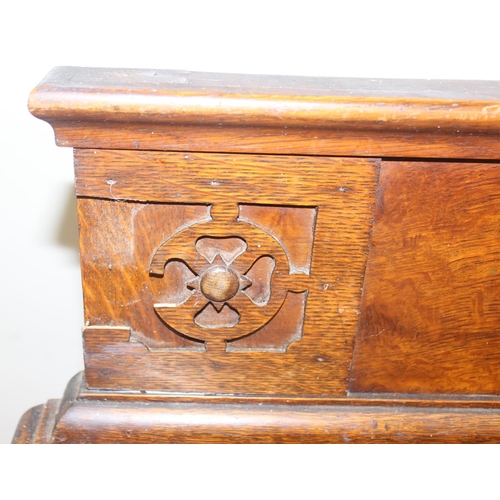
xmin=13 ymin=67 xmax=500 ymax=443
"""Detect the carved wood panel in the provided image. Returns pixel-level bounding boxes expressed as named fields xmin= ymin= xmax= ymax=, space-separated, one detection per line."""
xmin=76 ymin=150 xmax=379 ymax=395
xmin=149 ymin=204 xmax=316 ymax=351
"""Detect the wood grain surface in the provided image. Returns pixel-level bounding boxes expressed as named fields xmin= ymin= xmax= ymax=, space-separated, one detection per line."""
xmin=12 ymin=405 xmax=45 ymax=444
xmin=30 ymin=67 xmax=500 ymax=131
xmin=12 ymin=400 xmax=61 ymax=444
xmin=19 ymin=67 xmax=500 ymax=444
xmin=51 ymin=399 xmax=500 ymax=443
xmin=29 ymin=67 xmax=500 ymax=159
xmin=351 ymin=161 xmax=500 ymax=395
xmin=18 ymin=372 xmax=499 ymax=444
xmin=76 ymin=150 xmax=379 ymax=395
xmin=43 ymin=118 xmax=500 ymax=160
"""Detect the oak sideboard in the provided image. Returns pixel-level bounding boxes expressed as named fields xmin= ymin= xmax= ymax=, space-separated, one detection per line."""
xmin=13 ymin=67 xmax=500 ymax=443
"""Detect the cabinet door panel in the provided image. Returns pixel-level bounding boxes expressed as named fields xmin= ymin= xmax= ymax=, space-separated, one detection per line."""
xmin=351 ymin=161 xmax=500 ymax=395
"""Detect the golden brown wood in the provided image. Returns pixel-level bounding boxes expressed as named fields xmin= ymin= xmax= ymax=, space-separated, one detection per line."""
xmin=29 ymin=67 xmax=500 ymax=132
xmin=199 ymin=266 xmax=240 ymax=303
xmin=351 ymin=161 xmax=500 ymax=395
xmin=80 ymin=390 xmax=500 ymax=409
xmin=29 ymin=67 xmax=500 ymax=159
xmin=43 ymin=373 xmax=500 ymax=444
xmin=16 ymin=67 xmax=500 ymax=443
xmin=52 ymin=122 xmax=500 ymax=160
xmin=76 ymin=151 xmax=379 ymax=392
xmin=50 ymin=403 xmax=500 ymax=444
xmin=14 ymin=371 xmax=500 ymax=443
xmin=28 ymin=67 xmax=500 ymax=160
xmin=78 ymin=198 xmax=208 ymax=349
xmin=238 ymin=205 xmax=317 ymax=275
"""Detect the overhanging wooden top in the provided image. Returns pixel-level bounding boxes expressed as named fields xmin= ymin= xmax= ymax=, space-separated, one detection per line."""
xmin=29 ymin=67 xmax=500 ymax=159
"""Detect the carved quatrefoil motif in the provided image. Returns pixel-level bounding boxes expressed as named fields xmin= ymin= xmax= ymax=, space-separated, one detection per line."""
xmin=161 ymin=237 xmax=276 ymax=329
xmin=149 ymin=204 xmax=317 ymax=351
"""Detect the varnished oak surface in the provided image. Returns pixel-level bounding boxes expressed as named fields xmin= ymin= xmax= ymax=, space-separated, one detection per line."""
xmin=351 ymin=161 xmax=500 ymax=395
xmin=16 ymin=67 xmax=500 ymax=443
xmin=77 ymin=150 xmax=378 ymax=394
xmin=51 ymin=403 xmax=500 ymax=444
xmin=29 ymin=67 xmax=500 ymax=158
xmin=14 ymin=401 xmax=500 ymax=444
xmin=29 ymin=67 xmax=500 ymax=130
xmin=12 ymin=374 xmax=500 ymax=443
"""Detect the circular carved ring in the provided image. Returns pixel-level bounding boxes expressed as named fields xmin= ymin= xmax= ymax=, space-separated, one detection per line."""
xmin=151 ymin=219 xmax=289 ymax=343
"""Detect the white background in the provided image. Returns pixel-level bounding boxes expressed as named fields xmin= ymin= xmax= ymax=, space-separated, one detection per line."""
xmin=1 ymin=0 xmax=499 ymax=447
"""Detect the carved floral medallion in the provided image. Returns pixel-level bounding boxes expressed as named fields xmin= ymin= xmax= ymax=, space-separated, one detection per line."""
xmin=149 ymin=204 xmax=317 ymax=351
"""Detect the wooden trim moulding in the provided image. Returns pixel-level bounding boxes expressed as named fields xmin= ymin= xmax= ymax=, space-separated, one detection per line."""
xmin=28 ymin=67 xmax=500 ymax=159
xmin=13 ymin=373 xmax=500 ymax=444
